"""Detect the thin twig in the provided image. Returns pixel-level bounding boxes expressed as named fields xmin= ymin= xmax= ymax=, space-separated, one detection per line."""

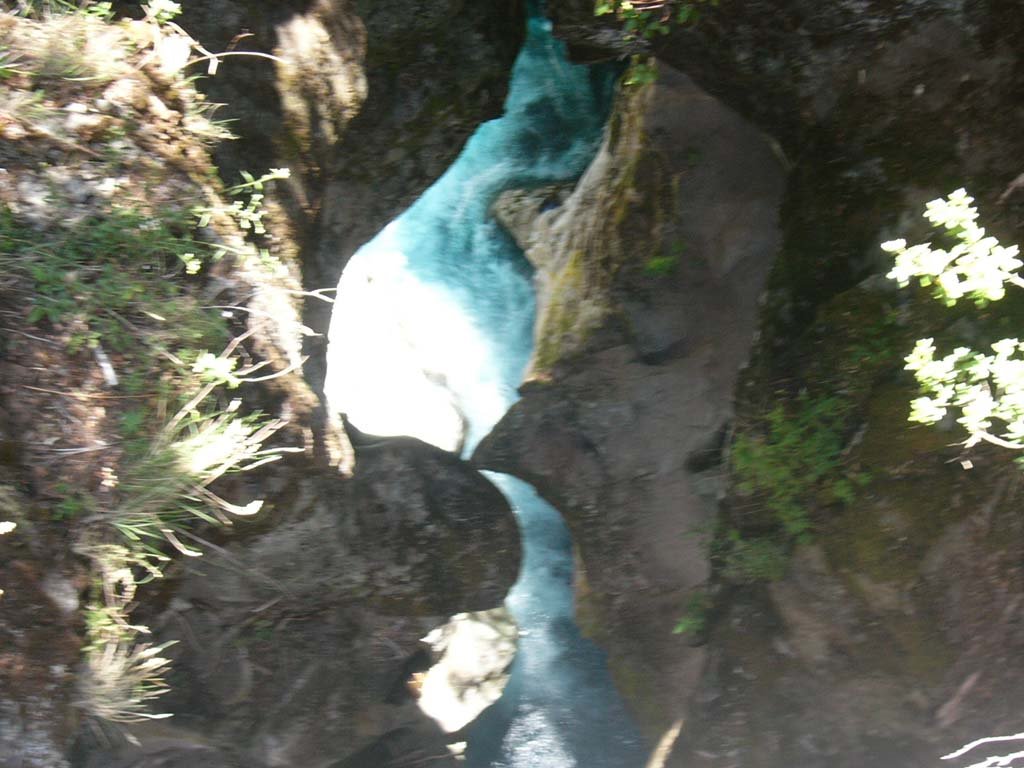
xmin=1 ymin=328 xmax=60 ymax=346
xmin=20 ymin=385 xmax=156 ymax=400
xmin=201 ymin=305 xmax=318 ymax=336
xmin=234 ymin=359 xmax=271 ymax=377
xmin=232 ymin=452 xmax=295 ymax=472
xmin=249 ymin=596 xmax=283 ymax=615
xmin=944 ymin=734 xmax=1024 ymax=760
xmin=973 ymin=431 xmax=1024 ymax=451
xmin=222 ymin=327 xmax=256 ymax=359
xmin=186 ymin=50 xmax=286 ymax=70
xmin=287 ymin=288 xmax=336 ymax=304
xmin=35 ymin=444 xmax=115 ymax=455
xmin=238 ymin=356 xmax=308 ymax=383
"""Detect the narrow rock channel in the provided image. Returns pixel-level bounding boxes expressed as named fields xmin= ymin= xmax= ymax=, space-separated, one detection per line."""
xmin=325 ymin=7 xmax=647 ymax=767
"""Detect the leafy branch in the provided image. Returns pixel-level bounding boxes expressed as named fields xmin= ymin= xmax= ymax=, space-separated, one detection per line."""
xmin=594 ymin=0 xmax=718 ymax=39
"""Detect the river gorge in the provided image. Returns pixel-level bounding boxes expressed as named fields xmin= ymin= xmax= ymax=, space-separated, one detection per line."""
xmin=325 ymin=11 xmax=646 ymax=765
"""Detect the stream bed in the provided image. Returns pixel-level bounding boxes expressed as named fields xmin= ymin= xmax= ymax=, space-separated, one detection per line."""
xmin=325 ymin=9 xmax=646 ymax=767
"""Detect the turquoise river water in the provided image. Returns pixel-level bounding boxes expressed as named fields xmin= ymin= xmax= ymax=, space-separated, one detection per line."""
xmin=325 ymin=9 xmax=647 ymax=767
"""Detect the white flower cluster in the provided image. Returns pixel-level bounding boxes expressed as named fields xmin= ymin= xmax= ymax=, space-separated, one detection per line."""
xmin=144 ymin=0 xmax=183 ymax=24
xmin=883 ymin=188 xmax=1023 ymax=306
xmin=904 ymin=337 xmax=1024 ymax=449
xmin=191 ymin=351 xmax=240 ymax=387
xmin=888 ymin=191 xmax=1024 ymax=451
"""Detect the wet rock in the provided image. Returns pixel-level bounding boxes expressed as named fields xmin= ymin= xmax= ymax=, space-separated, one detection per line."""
xmin=491 ymin=184 xmax=574 ymax=252
xmin=351 ymin=438 xmax=521 ymax=615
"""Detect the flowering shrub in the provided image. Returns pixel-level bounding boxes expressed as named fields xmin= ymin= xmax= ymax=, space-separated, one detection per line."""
xmin=886 ymin=190 xmax=1024 ymax=452
xmin=884 ymin=188 xmax=1023 ymax=307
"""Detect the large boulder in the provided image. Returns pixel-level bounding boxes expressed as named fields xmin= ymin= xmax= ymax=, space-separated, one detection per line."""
xmin=476 ymin=65 xmax=785 ymax=738
xmin=80 ymin=441 xmax=519 ymax=767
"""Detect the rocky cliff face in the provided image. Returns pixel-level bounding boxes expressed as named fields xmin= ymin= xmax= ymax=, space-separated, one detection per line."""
xmin=75 ymin=0 xmax=527 ymax=762
xmin=552 ymin=0 xmax=1024 ymax=336
xmin=480 ymin=1 xmax=1024 ymax=765
xmin=173 ymin=0 xmax=524 ymax=387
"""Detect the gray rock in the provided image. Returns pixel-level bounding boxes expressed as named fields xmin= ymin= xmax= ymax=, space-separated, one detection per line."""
xmin=81 ymin=443 xmax=519 ymax=768
xmin=475 ymin=65 xmax=785 ymax=737
xmin=0 ymin=522 xmax=78 ymax=768
xmin=491 ymin=184 xmax=573 ymax=252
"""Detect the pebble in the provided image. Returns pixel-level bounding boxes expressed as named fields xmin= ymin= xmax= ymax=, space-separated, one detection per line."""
xmin=147 ymin=93 xmax=177 ymax=122
xmin=1 ymin=122 xmax=27 ymax=140
xmin=101 ymin=77 xmax=147 ymax=112
xmin=65 ymin=110 xmax=107 ymax=139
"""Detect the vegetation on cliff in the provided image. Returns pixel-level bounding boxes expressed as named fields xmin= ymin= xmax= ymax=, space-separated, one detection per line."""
xmin=594 ymin=0 xmax=718 ymax=86
xmin=0 ymin=0 xmax=312 ymax=732
xmin=886 ymin=192 xmax=1024 ymax=768
xmin=722 ymin=190 xmax=1024 ymax=587
xmin=594 ymin=0 xmax=718 ymax=37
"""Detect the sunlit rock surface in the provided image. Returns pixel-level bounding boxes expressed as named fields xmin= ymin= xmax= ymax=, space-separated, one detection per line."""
xmin=418 ymin=608 xmax=519 ymax=734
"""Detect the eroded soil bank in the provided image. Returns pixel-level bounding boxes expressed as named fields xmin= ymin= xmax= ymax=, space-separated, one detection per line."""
xmin=1 ymin=3 xmax=525 ymax=766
